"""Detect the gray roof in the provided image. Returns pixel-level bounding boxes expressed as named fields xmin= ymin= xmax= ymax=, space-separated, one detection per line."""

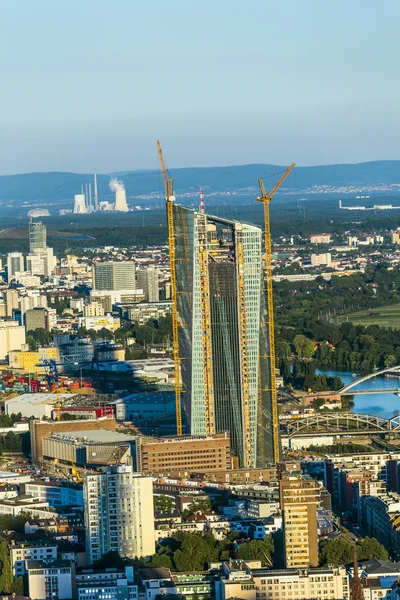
xmin=51 ymin=430 xmax=137 ymax=444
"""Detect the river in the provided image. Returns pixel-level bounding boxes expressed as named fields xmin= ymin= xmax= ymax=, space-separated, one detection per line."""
xmin=316 ymin=369 xmax=400 ymax=420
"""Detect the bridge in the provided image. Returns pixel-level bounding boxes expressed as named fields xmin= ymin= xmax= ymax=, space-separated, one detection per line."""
xmin=349 ymin=389 xmax=400 ymax=395
xmin=339 ymin=365 xmax=400 ymax=395
xmin=280 ymin=411 xmax=400 ymax=437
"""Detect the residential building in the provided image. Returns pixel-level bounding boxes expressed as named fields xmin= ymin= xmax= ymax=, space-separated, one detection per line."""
xmin=34 ymin=247 xmax=57 ymax=276
xmin=137 ymin=268 xmax=159 ymax=302
xmin=280 ymin=476 xmax=320 ymax=568
xmin=76 ymin=566 xmax=138 ymax=600
xmin=311 ymin=253 xmax=332 ymax=266
xmin=309 ymin=234 xmax=332 ymax=244
xmin=84 ymin=465 xmax=155 ymax=562
xmin=135 ymin=432 xmax=231 ymax=475
xmin=362 ymin=492 xmax=400 ymax=559
xmin=172 ymin=205 xmax=277 ymax=467
xmin=7 ymin=252 xmax=24 ymax=278
xmin=19 ymin=293 xmax=48 ymax=320
xmin=10 ymin=541 xmax=58 ymax=576
xmin=93 ymin=261 xmax=136 ymax=291
xmin=121 ymin=301 xmax=171 ymax=323
xmin=84 ymin=301 xmax=105 ymax=317
xmin=5 ymin=289 xmax=19 ymax=317
xmin=29 ymin=220 xmax=47 ymax=252
xmin=0 ymin=319 xmax=26 ymax=359
xmin=26 ymin=253 xmax=45 ymax=276
xmin=26 ymin=559 xmax=75 ymax=600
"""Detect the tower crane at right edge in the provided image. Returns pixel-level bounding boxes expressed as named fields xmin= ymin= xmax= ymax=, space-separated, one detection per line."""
xmin=156 ymin=140 xmax=182 ymax=436
xmin=257 ymin=163 xmax=295 ymax=463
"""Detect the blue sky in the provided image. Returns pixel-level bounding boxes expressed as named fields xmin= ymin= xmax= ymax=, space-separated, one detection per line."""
xmin=0 ymin=0 xmax=398 ymax=174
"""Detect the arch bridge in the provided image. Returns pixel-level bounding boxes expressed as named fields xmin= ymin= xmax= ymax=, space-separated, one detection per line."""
xmin=339 ymin=365 xmax=400 ymax=395
xmin=281 ymin=412 xmax=400 ymax=436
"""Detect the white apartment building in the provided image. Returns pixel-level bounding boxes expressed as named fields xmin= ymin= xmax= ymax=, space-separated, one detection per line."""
xmin=19 ymin=292 xmax=48 ymax=320
xmin=78 ymin=314 xmax=120 ymax=333
xmin=10 ymin=541 xmax=58 ymax=576
xmin=311 ymin=253 xmax=332 ymax=267
xmin=84 ymin=465 xmax=155 ymax=563
xmin=0 ymin=319 xmax=26 ymax=359
xmin=309 ymin=234 xmax=332 ymax=244
xmin=27 ymin=559 xmax=75 ymax=600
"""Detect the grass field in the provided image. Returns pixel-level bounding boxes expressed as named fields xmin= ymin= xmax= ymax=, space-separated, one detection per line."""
xmin=338 ymin=304 xmax=400 ymax=328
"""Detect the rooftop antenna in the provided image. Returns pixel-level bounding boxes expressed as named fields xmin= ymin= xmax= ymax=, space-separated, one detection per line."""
xmin=200 ymin=188 xmax=205 ymax=213
xmin=94 ymin=174 xmax=99 ymax=212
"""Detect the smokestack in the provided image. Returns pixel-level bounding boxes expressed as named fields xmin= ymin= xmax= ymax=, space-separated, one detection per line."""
xmin=89 ymin=183 xmax=92 ymax=213
xmin=85 ymin=183 xmax=89 ymax=211
xmin=94 ymin=174 xmax=99 ymax=212
xmin=109 ymin=178 xmax=128 ymax=212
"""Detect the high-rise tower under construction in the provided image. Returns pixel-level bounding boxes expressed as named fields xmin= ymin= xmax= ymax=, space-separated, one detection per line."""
xmin=173 ymin=204 xmax=277 ymax=467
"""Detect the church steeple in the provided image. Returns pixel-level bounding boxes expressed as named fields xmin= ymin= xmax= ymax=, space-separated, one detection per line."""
xmin=351 ymin=545 xmax=364 ymax=600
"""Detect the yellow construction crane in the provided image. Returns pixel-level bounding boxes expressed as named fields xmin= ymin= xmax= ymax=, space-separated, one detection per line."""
xmin=257 ymin=163 xmax=295 ymax=462
xmin=157 ymin=140 xmax=182 ymax=435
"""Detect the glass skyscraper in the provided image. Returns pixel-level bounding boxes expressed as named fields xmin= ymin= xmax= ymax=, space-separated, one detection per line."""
xmin=29 ymin=220 xmax=47 ymax=252
xmin=173 ymin=204 xmax=276 ymax=467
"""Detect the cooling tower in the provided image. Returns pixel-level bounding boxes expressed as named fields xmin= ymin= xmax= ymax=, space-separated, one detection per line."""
xmin=114 ymin=188 xmax=129 ymax=212
xmin=73 ymin=194 xmax=88 ymax=214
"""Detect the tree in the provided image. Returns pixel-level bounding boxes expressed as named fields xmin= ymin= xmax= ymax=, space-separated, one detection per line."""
xmin=11 ymin=576 xmax=24 ymax=596
xmin=357 ymin=537 xmax=388 ymax=562
xmin=0 ymin=539 xmax=13 ymax=594
xmin=236 ymin=537 xmax=274 ymax=566
xmin=154 ymin=495 xmax=174 ymax=513
xmin=319 ymin=538 xmax=353 ymax=567
xmin=293 ymin=334 xmax=315 ymax=358
xmin=148 ymin=553 xmax=173 ymax=569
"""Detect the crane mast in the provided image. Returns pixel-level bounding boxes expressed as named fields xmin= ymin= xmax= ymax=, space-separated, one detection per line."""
xmin=257 ymin=163 xmax=295 ymax=463
xmin=157 ymin=140 xmax=182 ymax=435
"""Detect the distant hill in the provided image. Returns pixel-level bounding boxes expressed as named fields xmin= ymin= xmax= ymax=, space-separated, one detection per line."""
xmin=1 ymin=160 xmax=400 ymax=206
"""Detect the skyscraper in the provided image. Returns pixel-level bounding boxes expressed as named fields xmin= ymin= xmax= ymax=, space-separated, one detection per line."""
xmin=280 ymin=475 xmax=320 ymax=568
xmin=93 ymin=261 xmax=136 ymax=291
xmin=84 ymin=465 xmax=155 ymax=563
xmin=29 ymin=220 xmax=47 ymax=252
xmin=137 ymin=268 xmax=159 ymax=302
xmin=172 ymin=204 xmax=276 ymax=467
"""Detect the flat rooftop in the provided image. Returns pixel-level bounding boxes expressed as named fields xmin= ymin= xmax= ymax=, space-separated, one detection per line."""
xmin=5 ymin=393 xmax=76 ymax=406
xmin=50 ymin=430 xmax=138 ymax=444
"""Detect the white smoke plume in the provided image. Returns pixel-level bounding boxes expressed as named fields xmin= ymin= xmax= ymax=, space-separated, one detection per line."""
xmin=109 ymin=177 xmax=125 ymax=192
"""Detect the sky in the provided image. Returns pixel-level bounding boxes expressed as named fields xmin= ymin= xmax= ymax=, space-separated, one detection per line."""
xmin=0 ymin=0 xmax=399 ymax=174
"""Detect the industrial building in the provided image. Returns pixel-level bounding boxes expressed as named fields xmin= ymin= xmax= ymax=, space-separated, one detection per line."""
xmin=42 ymin=429 xmax=136 ymax=467
xmin=172 ymin=205 xmax=276 ymax=467
xmin=30 ymin=416 xmax=117 ymax=461
xmin=5 ymin=393 xmax=74 ymax=419
xmin=112 ymin=392 xmax=176 ymax=420
xmin=84 ymin=465 xmax=155 ymax=562
xmin=135 ymin=432 xmax=231 ymax=476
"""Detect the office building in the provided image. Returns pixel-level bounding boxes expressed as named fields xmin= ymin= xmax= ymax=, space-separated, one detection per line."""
xmin=93 ymin=261 xmax=136 ymax=291
xmin=84 ymin=300 xmax=105 ymax=317
xmin=26 ymin=253 xmax=45 ymax=275
xmin=29 ymin=220 xmax=47 ymax=252
xmin=135 ymin=432 xmax=231 ymax=475
xmin=26 ymin=559 xmax=75 ymax=600
xmin=280 ymin=476 xmax=320 ymax=568
xmin=5 ymin=289 xmax=19 ymax=317
xmin=219 ymin=561 xmax=349 ymax=600
xmin=24 ymin=481 xmax=84 ymax=507
xmin=7 ymin=252 xmax=24 ymax=279
xmin=84 ymin=465 xmax=155 ymax=562
xmin=76 ymin=566 xmax=138 ymax=600
xmin=0 ymin=319 xmax=26 ymax=359
xmin=19 ymin=293 xmax=48 ymax=320
xmin=173 ymin=205 xmax=276 ymax=467
xmin=77 ymin=314 xmax=120 ymax=332
xmin=137 ymin=268 xmax=159 ymax=302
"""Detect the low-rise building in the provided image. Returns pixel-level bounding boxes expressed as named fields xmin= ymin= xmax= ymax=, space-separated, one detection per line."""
xmin=76 ymin=566 xmax=138 ymax=600
xmin=24 ymin=481 xmax=84 ymax=506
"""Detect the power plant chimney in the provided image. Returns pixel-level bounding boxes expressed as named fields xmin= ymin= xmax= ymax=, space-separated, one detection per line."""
xmin=94 ymin=174 xmax=99 ymax=212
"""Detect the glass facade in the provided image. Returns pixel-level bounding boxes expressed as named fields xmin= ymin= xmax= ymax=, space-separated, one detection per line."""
xmin=29 ymin=221 xmax=47 ymax=252
xmin=172 ymin=204 xmax=275 ymax=466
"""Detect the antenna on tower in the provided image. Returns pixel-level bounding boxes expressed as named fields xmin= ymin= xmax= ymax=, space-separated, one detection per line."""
xmin=94 ymin=174 xmax=99 ymax=212
xmin=200 ymin=188 xmax=205 ymax=213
